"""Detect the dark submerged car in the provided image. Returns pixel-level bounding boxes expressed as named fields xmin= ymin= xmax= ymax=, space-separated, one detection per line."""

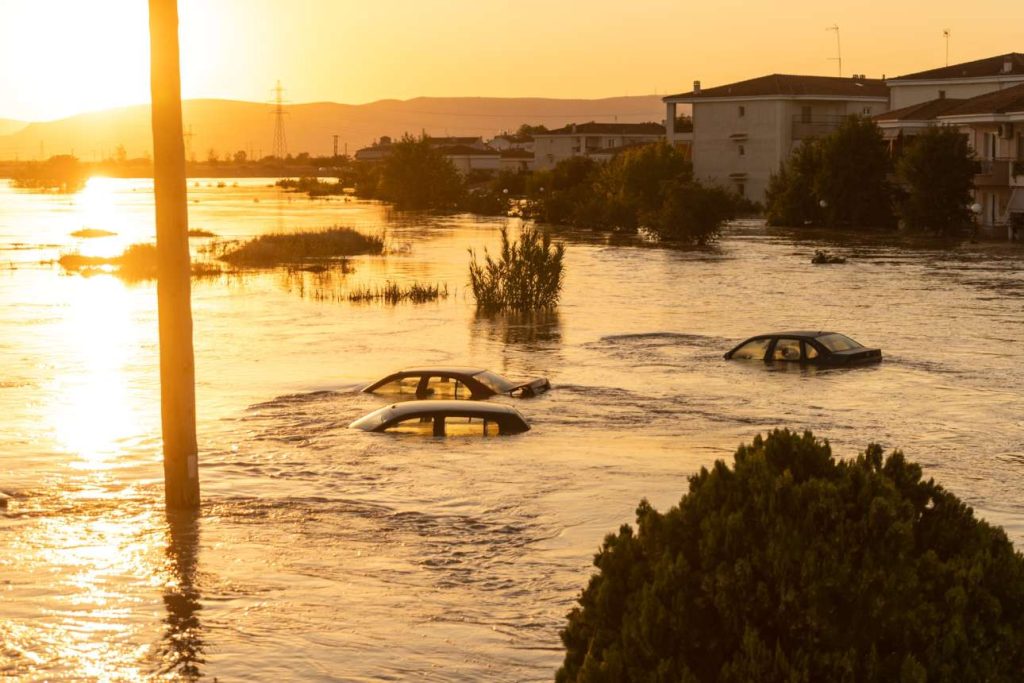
xmin=724 ymin=331 xmax=882 ymax=366
xmin=349 ymin=400 xmax=530 ymax=436
xmin=362 ymin=367 xmax=550 ymax=400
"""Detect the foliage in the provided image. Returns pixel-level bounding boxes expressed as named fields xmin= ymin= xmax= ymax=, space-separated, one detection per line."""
xmin=347 ymin=281 xmax=449 ymax=304
xmin=765 ymin=142 xmax=824 ymax=226
xmin=527 ymin=143 xmax=738 ymax=244
xmin=766 ymin=116 xmax=895 ymax=229
xmin=216 ymin=227 xmax=383 ymax=267
xmin=12 ymin=155 xmax=89 ymax=193
xmin=896 ymin=127 xmax=976 ymax=236
xmin=276 ymin=177 xmax=347 ymax=197
xmin=558 ymin=429 xmax=1024 ymax=683
xmin=469 ymin=226 xmax=565 ymax=312
xmin=378 ymin=133 xmax=463 ymax=210
xmin=58 ymin=243 xmax=220 ymax=281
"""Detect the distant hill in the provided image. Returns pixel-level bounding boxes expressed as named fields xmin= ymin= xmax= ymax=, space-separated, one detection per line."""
xmin=0 ymin=119 xmax=26 ymax=137
xmin=0 ymin=96 xmax=675 ymax=161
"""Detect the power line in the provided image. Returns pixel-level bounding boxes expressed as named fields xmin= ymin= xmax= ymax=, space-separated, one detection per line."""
xmin=271 ymin=80 xmax=288 ymax=159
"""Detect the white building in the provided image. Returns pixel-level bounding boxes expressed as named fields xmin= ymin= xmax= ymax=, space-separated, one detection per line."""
xmin=531 ymin=122 xmax=664 ymax=171
xmin=663 ymin=74 xmax=889 ymax=200
xmin=887 ymin=53 xmax=1024 ymax=110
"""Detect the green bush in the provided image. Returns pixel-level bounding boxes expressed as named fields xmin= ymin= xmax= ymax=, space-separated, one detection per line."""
xmin=558 ymin=429 xmax=1024 ymax=683
xmin=468 ymin=226 xmax=564 ymax=312
xmin=378 ymin=134 xmax=463 ymax=210
xmin=896 ymin=127 xmax=976 ymax=236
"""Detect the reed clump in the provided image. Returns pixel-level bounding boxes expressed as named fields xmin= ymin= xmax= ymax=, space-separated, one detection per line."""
xmin=217 ymin=226 xmax=383 ymax=267
xmin=58 ymin=243 xmax=222 ymax=281
xmin=347 ymin=281 xmax=448 ymax=304
xmin=469 ymin=226 xmax=564 ymax=312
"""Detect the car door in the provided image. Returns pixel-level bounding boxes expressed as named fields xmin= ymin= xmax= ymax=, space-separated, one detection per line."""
xmin=769 ymin=337 xmax=802 ymax=363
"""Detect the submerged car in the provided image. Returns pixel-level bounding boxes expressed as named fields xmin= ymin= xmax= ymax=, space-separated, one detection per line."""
xmin=724 ymin=331 xmax=882 ymax=366
xmin=362 ymin=367 xmax=550 ymax=400
xmin=349 ymin=400 xmax=531 ymax=436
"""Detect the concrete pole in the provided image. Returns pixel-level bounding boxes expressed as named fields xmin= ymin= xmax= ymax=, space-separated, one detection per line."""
xmin=149 ymin=0 xmax=199 ymax=509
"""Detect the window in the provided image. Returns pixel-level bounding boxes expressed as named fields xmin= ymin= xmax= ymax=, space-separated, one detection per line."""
xmin=386 ymin=416 xmax=437 ymax=435
xmin=374 ymin=376 xmax=421 ymax=395
xmin=738 ymin=105 xmax=746 ymax=117
xmin=862 ymin=107 xmax=872 ymax=115
xmin=443 ymin=416 xmax=488 ymax=436
xmin=736 ymin=183 xmax=745 ymax=197
xmin=731 ymin=338 xmax=770 ymax=360
xmin=772 ymin=338 xmax=802 ymax=362
xmin=738 ymin=144 xmax=745 ymax=156
xmin=803 ymin=342 xmax=819 ymax=360
xmin=817 ymin=334 xmax=863 ymax=352
xmin=423 ymin=376 xmax=467 ymax=399
xmin=801 ymin=106 xmax=812 ymax=124
xmin=938 ymin=89 xmax=946 ymax=100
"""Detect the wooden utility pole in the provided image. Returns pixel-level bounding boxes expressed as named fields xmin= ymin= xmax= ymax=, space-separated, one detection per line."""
xmin=149 ymin=0 xmax=199 ymax=509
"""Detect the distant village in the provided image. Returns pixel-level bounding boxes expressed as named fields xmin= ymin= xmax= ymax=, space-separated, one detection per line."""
xmin=353 ymin=52 xmax=1023 ymax=237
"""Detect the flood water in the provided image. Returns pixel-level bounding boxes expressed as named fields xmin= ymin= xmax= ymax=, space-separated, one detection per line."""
xmin=2 ymin=178 xmax=1023 ymax=680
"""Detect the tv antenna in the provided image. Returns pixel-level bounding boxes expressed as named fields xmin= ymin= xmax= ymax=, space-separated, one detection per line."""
xmin=826 ymin=24 xmax=842 ymax=77
xmin=271 ymin=80 xmax=288 ymax=159
xmin=943 ymin=29 xmax=951 ymax=66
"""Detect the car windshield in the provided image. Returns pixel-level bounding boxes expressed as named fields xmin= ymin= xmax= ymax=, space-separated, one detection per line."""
xmin=473 ymin=370 xmax=515 ymax=393
xmin=816 ymin=333 xmax=863 ymax=352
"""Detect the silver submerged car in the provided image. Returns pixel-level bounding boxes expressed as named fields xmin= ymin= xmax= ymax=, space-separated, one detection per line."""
xmin=349 ymin=400 xmax=531 ymax=436
xmin=362 ymin=367 xmax=550 ymax=400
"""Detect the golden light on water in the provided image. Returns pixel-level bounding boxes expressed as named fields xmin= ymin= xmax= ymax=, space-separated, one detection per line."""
xmin=46 ymin=274 xmax=149 ymax=470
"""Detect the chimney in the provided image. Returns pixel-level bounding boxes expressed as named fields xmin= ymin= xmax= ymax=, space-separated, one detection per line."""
xmin=1004 ymin=56 xmax=1014 ymax=74
xmin=693 ymin=80 xmax=701 ymax=94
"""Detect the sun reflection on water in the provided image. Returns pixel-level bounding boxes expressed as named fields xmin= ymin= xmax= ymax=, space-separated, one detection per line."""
xmin=45 ymin=274 xmax=152 ymax=470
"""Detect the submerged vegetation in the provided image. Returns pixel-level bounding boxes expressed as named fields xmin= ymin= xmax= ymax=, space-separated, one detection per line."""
xmin=469 ymin=226 xmax=565 ymax=312
xmin=58 ymin=243 xmax=221 ymax=281
xmin=347 ymin=281 xmax=449 ymax=304
xmin=214 ymin=226 xmax=384 ymax=267
xmin=558 ymin=429 xmax=1024 ymax=682
xmin=275 ymin=177 xmax=348 ymax=197
xmin=70 ymin=228 xmax=117 ymax=238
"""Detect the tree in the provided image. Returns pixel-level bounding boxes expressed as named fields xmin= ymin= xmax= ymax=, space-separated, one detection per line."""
xmin=765 ymin=141 xmax=824 ymax=226
xmin=378 ymin=133 xmax=463 ymax=210
xmin=896 ymin=127 xmax=976 ymax=236
xmin=815 ymin=116 xmax=895 ymax=228
xmin=233 ymin=150 xmax=247 ymax=164
xmin=558 ymin=429 xmax=1024 ymax=682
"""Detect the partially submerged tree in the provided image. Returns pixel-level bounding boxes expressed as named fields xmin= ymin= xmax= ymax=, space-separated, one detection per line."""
xmin=468 ymin=226 xmax=565 ymax=312
xmin=897 ymin=126 xmax=976 ymax=236
xmin=378 ymin=133 xmax=463 ymax=210
xmin=558 ymin=429 xmax=1024 ymax=682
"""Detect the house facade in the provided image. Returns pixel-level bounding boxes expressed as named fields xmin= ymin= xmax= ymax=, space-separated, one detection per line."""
xmin=531 ymin=122 xmax=665 ymax=171
xmin=663 ymin=75 xmax=889 ymax=200
xmin=887 ymin=53 xmax=1024 ymax=110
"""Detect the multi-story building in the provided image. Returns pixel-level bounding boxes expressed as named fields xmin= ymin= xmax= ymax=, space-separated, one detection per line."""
xmin=663 ymin=74 xmax=889 ymax=200
xmin=531 ymin=122 xmax=664 ymax=171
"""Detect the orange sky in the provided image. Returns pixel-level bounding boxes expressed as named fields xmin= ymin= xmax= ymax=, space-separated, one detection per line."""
xmin=0 ymin=0 xmax=1020 ymax=122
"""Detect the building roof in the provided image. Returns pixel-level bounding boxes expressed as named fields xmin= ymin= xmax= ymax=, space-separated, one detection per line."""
xmin=891 ymin=53 xmax=1024 ymax=81
xmin=874 ymin=97 xmax=967 ymax=122
xmin=665 ymin=74 xmax=889 ymax=101
xmin=536 ymin=122 xmax=665 ymax=136
xmin=938 ymin=82 xmax=1024 ymax=116
xmin=437 ymin=145 xmax=500 ymax=156
xmin=426 ymin=136 xmax=483 ymax=146
xmin=499 ymin=149 xmax=534 ymax=159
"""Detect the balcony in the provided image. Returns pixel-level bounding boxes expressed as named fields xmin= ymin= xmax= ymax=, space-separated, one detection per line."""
xmin=974 ymin=158 xmax=1011 ymax=186
xmin=791 ymin=115 xmax=848 ymax=140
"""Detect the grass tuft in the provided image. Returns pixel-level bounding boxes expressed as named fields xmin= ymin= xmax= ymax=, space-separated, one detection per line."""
xmin=347 ymin=281 xmax=448 ymax=304
xmin=468 ymin=226 xmax=565 ymax=312
xmin=216 ymin=226 xmax=383 ymax=267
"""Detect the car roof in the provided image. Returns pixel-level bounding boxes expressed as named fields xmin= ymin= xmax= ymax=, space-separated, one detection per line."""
xmin=398 ymin=367 xmax=487 ymax=376
xmin=750 ymin=331 xmax=839 ymax=339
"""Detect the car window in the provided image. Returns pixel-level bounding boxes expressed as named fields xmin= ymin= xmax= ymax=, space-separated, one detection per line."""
xmin=385 ymin=415 xmax=436 ymax=435
xmin=803 ymin=341 xmax=819 ymax=360
xmin=423 ymin=376 xmax=467 ymax=399
xmin=772 ymin=338 xmax=802 ymax=362
xmin=473 ymin=370 xmax=515 ymax=394
xmin=443 ymin=415 xmax=490 ymax=436
xmin=374 ymin=376 xmax=421 ymax=395
xmin=484 ymin=420 xmax=501 ymax=437
xmin=817 ymin=334 xmax=863 ymax=352
xmin=731 ymin=338 xmax=770 ymax=360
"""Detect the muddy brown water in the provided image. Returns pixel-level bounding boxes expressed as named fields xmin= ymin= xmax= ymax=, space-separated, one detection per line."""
xmin=2 ymin=178 xmax=1023 ymax=679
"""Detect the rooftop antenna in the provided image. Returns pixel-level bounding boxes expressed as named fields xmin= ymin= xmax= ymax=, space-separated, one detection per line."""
xmin=826 ymin=24 xmax=842 ymax=77
xmin=271 ymin=80 xmax=288 ymax=159
xmin=943 ymin=29 xmax=951 ymax=66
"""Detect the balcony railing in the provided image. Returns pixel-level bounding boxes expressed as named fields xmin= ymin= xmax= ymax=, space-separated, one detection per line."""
xmin=791 ymin=115 xmax=849 ymax=140
xmin=974 ymin=158 xmax=1012 ymax=186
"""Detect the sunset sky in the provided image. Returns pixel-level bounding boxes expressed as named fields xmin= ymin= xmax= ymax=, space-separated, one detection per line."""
xmin=0 ymin=0 xmax=1019 ymax=122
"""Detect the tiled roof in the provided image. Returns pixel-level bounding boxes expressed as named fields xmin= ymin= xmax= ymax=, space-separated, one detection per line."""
xmin=665 ymin=74 xmax=889 ymax=100
xmin=537 ymin=122 xmax=665 ymax=136
xmin=939 ymin=82 xmax=1024 ymax=116
xmin=891 ymin=53 xmax=1024 ymax=81
xmin=874 ymin=97 xmax=966 ymax=121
